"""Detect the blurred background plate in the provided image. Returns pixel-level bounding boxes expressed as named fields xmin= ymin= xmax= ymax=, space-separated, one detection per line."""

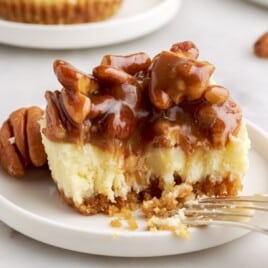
xmin=245 ymin=0 xmax=268 ymax=7
xmin=0 ymin=0 xmax=181 ymax=50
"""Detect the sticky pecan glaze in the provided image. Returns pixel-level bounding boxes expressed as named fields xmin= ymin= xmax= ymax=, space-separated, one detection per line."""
xmin=43 ymin=41 xmax=242 ymax=154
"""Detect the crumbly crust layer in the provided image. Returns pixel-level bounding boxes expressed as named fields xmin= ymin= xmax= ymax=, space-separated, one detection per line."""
xmin=58 ymin=175 xmax=242 ymax=216
xmin=0 ymin=0 xmax=122 ymax=24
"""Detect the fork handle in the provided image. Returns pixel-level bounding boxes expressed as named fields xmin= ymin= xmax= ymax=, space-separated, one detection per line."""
xmin=183 ymin=219 xmax=268 ymax=235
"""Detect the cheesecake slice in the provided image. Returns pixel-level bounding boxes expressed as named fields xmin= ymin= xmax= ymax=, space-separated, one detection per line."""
xmin=41 ymin=41 xmax=250 ymax=216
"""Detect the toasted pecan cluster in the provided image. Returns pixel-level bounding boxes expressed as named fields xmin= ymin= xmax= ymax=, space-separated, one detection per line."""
xmin=0 ymin=107 xmax=47 ymax=177
xmin=149 ymin=41 xmax=215 ymax=109
xmin=45 ymin=52 xmax=151 ymax=141
xmin=43 ymin=41 xmax=241 ymax=150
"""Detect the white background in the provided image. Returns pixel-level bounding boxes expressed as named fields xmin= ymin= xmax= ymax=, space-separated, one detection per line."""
xmin=0 ymin=0 xmax=268 ymax=267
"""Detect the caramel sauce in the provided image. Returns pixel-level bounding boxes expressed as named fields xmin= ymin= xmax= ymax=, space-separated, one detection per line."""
xmin=149 ymin=51 xmax=215 ymax=109
xmin=44 ymin=43 xmax=242 ymax=156
xmin=101 ymin=53 xmax=151 ymax=75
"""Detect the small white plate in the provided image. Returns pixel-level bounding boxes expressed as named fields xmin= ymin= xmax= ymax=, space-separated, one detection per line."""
xmin=0 ymin=121 xmax=267 ymax=257
xmin=244 ymin=0 xmax=268 ymax=7
xmin=0 ymin=0 xmax=181 ymax=50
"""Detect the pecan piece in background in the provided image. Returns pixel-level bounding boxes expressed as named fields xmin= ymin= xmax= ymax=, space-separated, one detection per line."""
xmin=254 ymin=32 xmax=268 ymax=58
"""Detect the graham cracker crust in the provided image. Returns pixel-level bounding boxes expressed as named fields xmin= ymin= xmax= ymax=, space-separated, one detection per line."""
xmin=57 ymin=175 xmax=242 ymax=216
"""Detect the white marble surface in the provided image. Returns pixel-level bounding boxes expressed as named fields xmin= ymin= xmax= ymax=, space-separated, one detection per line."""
xmin=0 ymin=0 xmax=268 ymax=267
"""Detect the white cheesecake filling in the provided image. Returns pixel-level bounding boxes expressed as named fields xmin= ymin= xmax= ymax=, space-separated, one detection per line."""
xmin=41 ymin=120 xmax=250 ymax=205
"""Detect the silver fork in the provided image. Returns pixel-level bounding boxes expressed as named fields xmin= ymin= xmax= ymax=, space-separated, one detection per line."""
xmin=182 ymin=195 xmax=268 ymax=235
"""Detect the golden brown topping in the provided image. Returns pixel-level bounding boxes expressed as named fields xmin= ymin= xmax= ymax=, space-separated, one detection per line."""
xmin=196 ymin=100 xmax=242 ymax=147
xmin=93 ymin=65 xmax=142 ymax=101
xmin=106 ymin=104 xmax=137 ymax=140
xmin=204 ymin=85 xmax=230 ymax=105
xmin=44 ymin=91 xmax=67 ymax=140
xmin=54 ymin=59 xmax=99 ymax=95
xmin=170 ymin=41 xmax=199 ymax=59
xmin=53 ymin=60 xmax=93 ymax=124
xmin=92 ymin=65 xmax=142 ymax=108
xmin=254 ymin=32 xmax=268 ymax=58
xmin=147 ymin=119 xmax=178 ymax=147
xmin=148 ymin=81 xmax=172 ymax=110
xmin=60 ymin=88 xmax=91 ymax=124
xmin=0 ymin=107 xmax=47 ymax=177
xmin=197 ymin=105 xmax=217 ymax=127
xmin=88 ymin=95 xmax=115 ymax=119
xmin=151 ymin=119 xmax=173 ymax=137
xmin=44 ymin=41 xmax=241 ymax=151
xmin=91 ymin=65 xmax=144 ymax=139
xmin=149 ymin=50 xmax=215 ymax=109
xmin=101 ymin=53 xmax=151 ymax=75
xmin=93 ymin=65 xmax=132 ymax=85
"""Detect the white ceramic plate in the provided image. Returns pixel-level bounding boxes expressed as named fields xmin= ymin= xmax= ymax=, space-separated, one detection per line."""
xmin=244 ymin=0 xmax=268 ymax=7
xmin=0 ymin=0 xmax=181 ymax=50
xmin=0 ymin=121 xmax=267 ymax=257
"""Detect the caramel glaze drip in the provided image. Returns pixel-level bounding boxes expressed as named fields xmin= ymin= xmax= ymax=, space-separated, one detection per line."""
xmin=44 ymin=41 xmax=242 ymax=155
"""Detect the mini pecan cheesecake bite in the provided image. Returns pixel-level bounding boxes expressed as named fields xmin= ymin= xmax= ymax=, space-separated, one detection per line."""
xmin=39 ymin=41 xmax=250 ymax=216
xmin=0 ymin=0 xmax=122 ymax=24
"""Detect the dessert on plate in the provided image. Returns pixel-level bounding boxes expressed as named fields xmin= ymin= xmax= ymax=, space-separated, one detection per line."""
xmin=39 ymin=41 xmax=250 ymax=216
xmin=0 ymin=42 xmax=250 ymax=234
xmin=0 ymin=0 xmax=123 ymax=24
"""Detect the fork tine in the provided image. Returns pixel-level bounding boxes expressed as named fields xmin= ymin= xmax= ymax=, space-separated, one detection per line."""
xmin=185 ymin=209 xmax=253 ymax=218
xmin=182 ymin=218 xmax=268 ymax=235
xmin=185 ymin=202 xmax=268 ymax=212
xmin=199 ymin=195 xmax=268 ymax=204
xmin=181 ymin=195 xmax=268 ymax=235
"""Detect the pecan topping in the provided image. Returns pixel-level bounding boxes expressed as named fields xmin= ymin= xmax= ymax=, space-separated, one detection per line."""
xmin=101 ymin=52 xmax=151 ymax=75
xmin=170 ymin=41 xmax=199 ymax=59
xmin=43 ymin=41 xmax=241 ymax=151
xmin=204 ymin=85 xmax=229 ymax=105
xmin=149 ymin=50 xmax=215 ymax=109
